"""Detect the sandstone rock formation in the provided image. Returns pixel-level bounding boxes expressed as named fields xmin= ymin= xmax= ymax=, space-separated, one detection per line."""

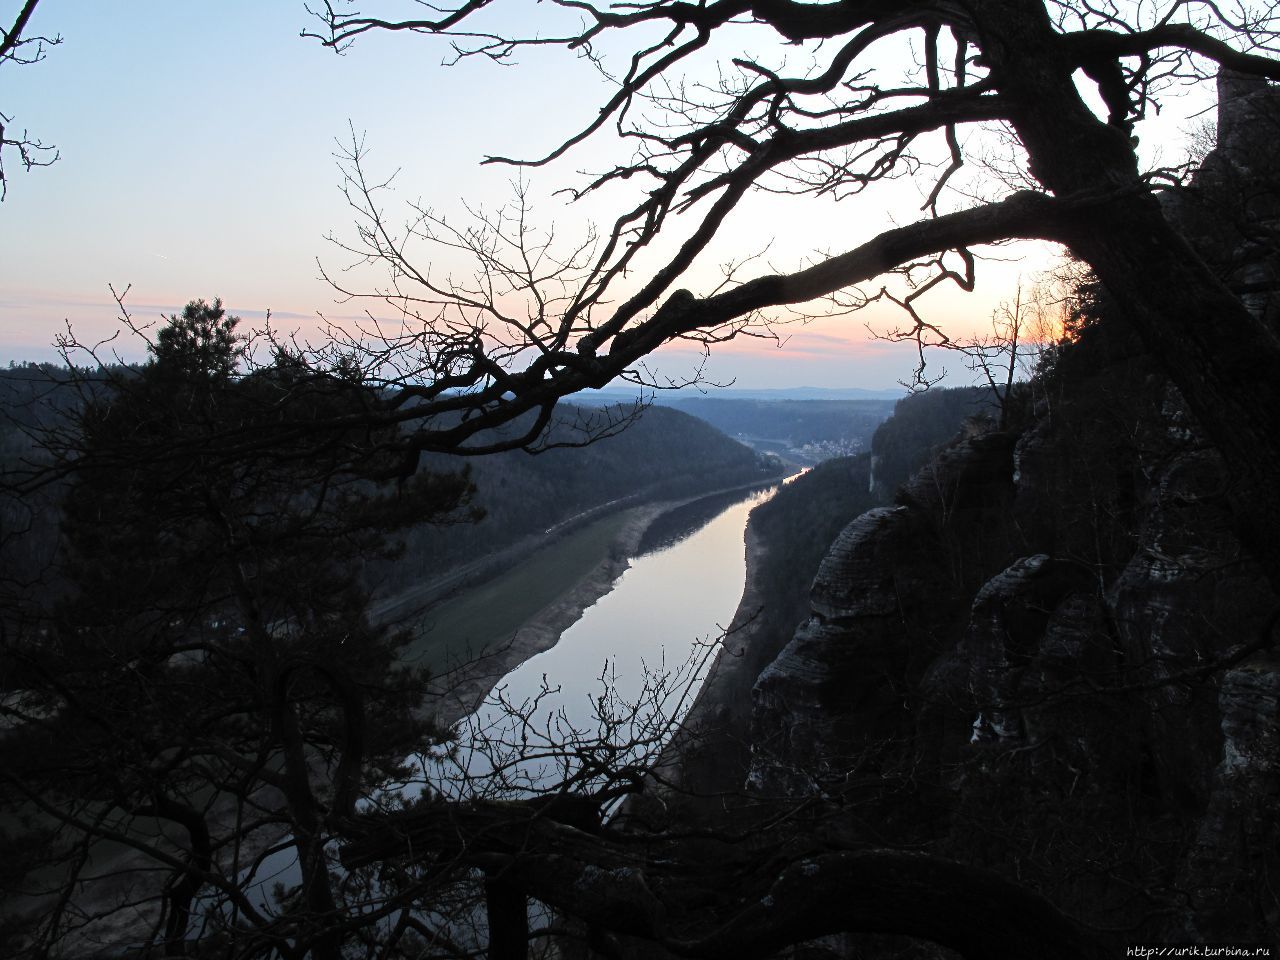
xmin=745 ymin=72 xmax=1280 ymax=947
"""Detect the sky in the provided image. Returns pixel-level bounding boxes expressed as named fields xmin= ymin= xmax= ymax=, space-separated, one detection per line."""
xmin=0 ymin=1 xmax=1213 ymax=390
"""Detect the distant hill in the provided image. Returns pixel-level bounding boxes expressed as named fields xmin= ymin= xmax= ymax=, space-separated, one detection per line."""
xmin=579 ymin=385 xmax=904 ymax=403
xmin=0 ymin=369 xmax=781 ymax=605
xmin=366 ymin=403 xmax=783 ymax=595
xmin=663 ymin=396 xmax=895 ymax=464
xmin=575 ymin=387 xmax=902 ymax=464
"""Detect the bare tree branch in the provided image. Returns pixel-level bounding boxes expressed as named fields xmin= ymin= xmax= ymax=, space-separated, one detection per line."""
xmin=0 ymin=0 xmax=58 ymax=201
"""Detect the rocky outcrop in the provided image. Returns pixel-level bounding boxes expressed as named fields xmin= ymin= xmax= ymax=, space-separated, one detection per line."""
xmin=1182 ymin=655 xmax=1280 ymax=941
xmin=746 ymin=77 xmax=1280 ymax=942
xmin=751 ymin=431 xmax=1017 ymax=804
xmin=749 ymin=362 xmax=1279 ymax=943
xmin=736 ymin=71 xmax=1280 ymax=950
xmin=750 ymin=506 xmax=931 ymax=797
xmin=1161 ymin=68 xmax=1280 ymax=325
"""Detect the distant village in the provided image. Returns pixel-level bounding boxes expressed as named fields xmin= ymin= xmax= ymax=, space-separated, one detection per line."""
xmin=734 ymin=434 xmax=866 ymax=465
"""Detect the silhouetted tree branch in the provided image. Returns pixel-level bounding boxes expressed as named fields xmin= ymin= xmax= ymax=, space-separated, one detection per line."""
xmin=0 ymin=0 xmax=58 ymax=201
xmin=298 ymin=1 xmax=1280 ymax=592
xmin=342 ymin=803 xmax=1108 ymax=960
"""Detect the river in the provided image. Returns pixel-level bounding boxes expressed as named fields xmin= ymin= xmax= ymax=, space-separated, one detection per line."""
xmin=406 ymin=483 xmax=778 ymax=799
xmin=218 ymin=482 xmax=778 ymax=916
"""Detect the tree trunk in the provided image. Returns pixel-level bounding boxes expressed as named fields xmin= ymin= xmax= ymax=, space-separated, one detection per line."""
xmin=978 ymin=0 xmax=1280 ymax=589
xmin=485 ymin=875 xmax=530 ymax=960
xmin=341 ymin=809 xmax=1108 ymax=960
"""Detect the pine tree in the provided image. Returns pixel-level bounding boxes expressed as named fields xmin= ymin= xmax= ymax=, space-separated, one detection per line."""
xmin=1 ymin=302 xmax=474 ymax=956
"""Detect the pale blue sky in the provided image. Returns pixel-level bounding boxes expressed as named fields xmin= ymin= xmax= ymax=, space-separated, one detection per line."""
xmin=0 ymin=1 xmax=1209 ymax=388
xmin=1 ymin=2 xmax=610 ymax=342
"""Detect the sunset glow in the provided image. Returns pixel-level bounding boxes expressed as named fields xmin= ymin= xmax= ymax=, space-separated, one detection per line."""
xmin=0 ymin=1 xmax=1195 ymax=388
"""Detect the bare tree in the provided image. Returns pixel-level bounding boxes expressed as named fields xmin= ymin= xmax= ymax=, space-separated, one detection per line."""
xmin=0 ymin=301 xmax=1118 ymax=959
xmin=0 ymin=0 xmax=58 ymax=201
xmin=291 ymin=0 xmax=1280 ymax=590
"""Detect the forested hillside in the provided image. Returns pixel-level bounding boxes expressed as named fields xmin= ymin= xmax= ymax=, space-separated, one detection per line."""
xmin=869 ymin=386 xmax=997 ymax=497
xmin=378 ymin=403 xmax=780 ymax=594
xmin=0 ymin=370 xmax=779 ymax=605
xmin=0 ymin=365 xmax=86 ymax=603
xmin=664 ymin=396 xmax=894 ymax=463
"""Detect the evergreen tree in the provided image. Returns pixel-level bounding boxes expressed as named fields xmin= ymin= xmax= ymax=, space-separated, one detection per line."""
xmin=1 ymin=302 xmax=474 ymax=957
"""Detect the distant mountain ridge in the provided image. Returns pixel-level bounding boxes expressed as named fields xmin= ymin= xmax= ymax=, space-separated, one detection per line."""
xmin=579 ymin=385 xmax=904 ymax=403
xmin=578 ymin=389 xmax=900 ymax=466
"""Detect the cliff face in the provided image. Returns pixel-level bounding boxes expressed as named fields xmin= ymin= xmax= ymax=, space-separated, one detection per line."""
xmin=1163 ymin=69 xmax=1280 ymax=327
xmin=751 ymin=431 xmax=1017 ymax=803
xmin=748 ymin=81 xmax=1280 ymax=947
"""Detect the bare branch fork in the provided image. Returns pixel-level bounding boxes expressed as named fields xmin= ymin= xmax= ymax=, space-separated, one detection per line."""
xmin=293 ymin=2 xmax=1280 ymax=597
xmin=0 ymin=0 xmax=59 ymax=200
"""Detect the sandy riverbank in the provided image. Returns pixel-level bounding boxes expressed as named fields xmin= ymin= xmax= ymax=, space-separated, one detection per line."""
xmin=416 ymin=475 xmax=784 ymax=729
xmin=36 ymin=485 xmax=777 ymax=956
xmin=420 ymin=500 xmax=681 ymax=728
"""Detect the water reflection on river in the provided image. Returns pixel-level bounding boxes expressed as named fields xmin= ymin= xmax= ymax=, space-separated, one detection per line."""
xmin=223 ymin=484 xmax=778 ymax=917
xmin=413 ymin=483 xmax=777 ymax=798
